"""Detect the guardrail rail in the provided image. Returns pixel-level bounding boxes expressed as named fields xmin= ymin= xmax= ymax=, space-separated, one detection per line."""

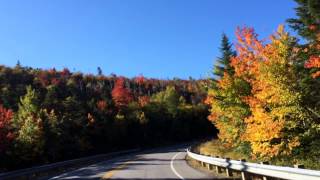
xmin=0 ymin=149 xmax=139 ymax=180
xmin=187 ymin=148 xmax=320 ymax=180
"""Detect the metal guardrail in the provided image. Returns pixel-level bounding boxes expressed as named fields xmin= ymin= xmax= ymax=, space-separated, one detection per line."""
xmin=187 ymin=148 xmax=320 ymax=180
xmin=0 ymin=149 xmax=140 ymax=180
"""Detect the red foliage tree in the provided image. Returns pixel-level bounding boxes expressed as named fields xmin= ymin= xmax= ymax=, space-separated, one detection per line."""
xmin=0 ymin=104 xmax=14 ymax=153
xmin=134 ymin=75 xmax=145 ymax=85
xmin=38 ymin=71 xmax=50 ymax=87
xmin=61 ymin=68 xmax=71 ymax=77
xmin=97 ymin=100 xmax=107 ymax=111
xmin=112 ymin=77 xmax=133 ymax=108
xmin=38 ymin=68 xmax=63 ymax=87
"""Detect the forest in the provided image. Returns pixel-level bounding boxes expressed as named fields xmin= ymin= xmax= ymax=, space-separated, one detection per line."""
xmin=206 ymin=0 xmax=320 ymax=169
xmin=0 ymin=65 xmax=215 ymax=171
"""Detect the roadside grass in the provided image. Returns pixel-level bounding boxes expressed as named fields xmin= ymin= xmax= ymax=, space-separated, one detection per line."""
xmin=195 ymin=140 xmax=251 ymax=161
xmin=194 ymin=139 xmax=320 ymax=170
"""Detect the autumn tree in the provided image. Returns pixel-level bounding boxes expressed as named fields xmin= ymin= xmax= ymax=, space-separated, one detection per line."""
xmin=305 ymin=55 xmax=320 ymax=78
xmin=138 ymin=96 xmax=150 ymax=107
xmin=112 ymin=77 xmax=133 ymax=108
xmin=206 ymin=72 xmax=251 ymax=149
xmin=14 ymin=86 xmax=45 ymax=162
xmin=151 ymin=86 xmax=180 ymax=117
xmin=0 ymin=105 xmax=14 ymax=153
xmin=97 ymin=100 xmax=107 ymax=111
xmin=134 ymin=75 xmax=145 ymax=85
xmin=231 ymin=26 xmax=312 ymax=159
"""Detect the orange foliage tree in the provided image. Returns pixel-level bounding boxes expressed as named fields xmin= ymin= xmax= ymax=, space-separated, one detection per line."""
xmin=231 ymin=26 xmax=310 ymax=158
xmin=305 ymin=55 xmax=320 ymax=78
xmin=138 ymin=96 xmax=150 ymax=107
xmin=112 ymin=77 xmax=133 ymax=108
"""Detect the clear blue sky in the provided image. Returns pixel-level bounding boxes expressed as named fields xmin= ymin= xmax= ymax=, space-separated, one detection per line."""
xmin=0 ymin=0 xmax=297 ymax=79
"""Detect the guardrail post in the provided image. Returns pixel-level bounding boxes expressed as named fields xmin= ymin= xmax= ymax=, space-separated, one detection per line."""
xmin=203 ymin=154 xmax=213 ymax=170
xmin=215 ymin=156 xmax=222 ymax=174
xmin=201 ymin=161 xmax=205 ymax=167
xmin=260 ymin=161 xmax=269 ymax=180
xmin=225 ymin=157 xmax=233 ymax=177
xmin=208 ymin=154 xmax=215 ymax=170
xmin=294 ymin=164 xmax=305 ymax=169
xmin=239 ymin=159 xmax=247 ymax=180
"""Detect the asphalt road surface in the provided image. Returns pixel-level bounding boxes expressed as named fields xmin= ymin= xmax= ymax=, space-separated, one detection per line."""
xmin=49 ymin=145 xmax=217 ymax=180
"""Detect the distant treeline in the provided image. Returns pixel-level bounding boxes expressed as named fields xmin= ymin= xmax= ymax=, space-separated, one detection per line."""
xmin=0 ymin=65 xmax=215 ymax=171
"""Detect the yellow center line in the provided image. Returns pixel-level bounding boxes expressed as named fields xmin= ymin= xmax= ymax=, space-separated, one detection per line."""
xmin=101 ymin=157 xmax=139 ymax=179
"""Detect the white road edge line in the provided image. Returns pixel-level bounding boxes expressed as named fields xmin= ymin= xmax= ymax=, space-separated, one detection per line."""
xmin=170 ymin=152 xmax=185 ymax=180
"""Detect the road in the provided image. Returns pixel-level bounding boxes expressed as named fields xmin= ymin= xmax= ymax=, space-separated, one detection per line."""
xmin=48 ymin=145 xmax=217 ymax=180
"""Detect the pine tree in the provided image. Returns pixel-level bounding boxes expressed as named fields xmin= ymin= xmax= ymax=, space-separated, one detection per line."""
xmin=97 ymin=67 xmax=103 ymax=76
xmin=213 ymin=34 xmax=236 ymax=80
xmin=287 ymin=0 xmax=320 ymax=41
xmin=15 ymin=60 xmax=21 ymax=68
xmin=41 ymin=109 xmax=63 ymax=161
xmin=287 ymin=0 xmax=320 ymax=126
xmin=206 ymin=33 xmax=249 ymax=149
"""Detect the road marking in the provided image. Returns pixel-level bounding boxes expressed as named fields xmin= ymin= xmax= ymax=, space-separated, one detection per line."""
xmin=102 ymin=162 xmax=127 ymax=179
xmin=102 ymin=157 xmax=140 ymax=179
xmin=171 ymin=152 xmax=185 ymax=180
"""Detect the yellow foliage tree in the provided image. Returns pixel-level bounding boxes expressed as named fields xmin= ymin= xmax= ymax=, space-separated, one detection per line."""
xmin=232 ymin=26 xmax=310 ymax=159
xmin=206 ymin=72 xmax=251 ymax=148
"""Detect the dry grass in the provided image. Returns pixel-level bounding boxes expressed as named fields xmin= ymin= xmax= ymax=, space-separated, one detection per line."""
xmin=195 ymin=140 xmax=251 ymax=161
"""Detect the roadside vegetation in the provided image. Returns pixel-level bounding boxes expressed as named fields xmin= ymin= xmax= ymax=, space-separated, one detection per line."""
xmin=203 ymin=0 xmax=320 ymax=170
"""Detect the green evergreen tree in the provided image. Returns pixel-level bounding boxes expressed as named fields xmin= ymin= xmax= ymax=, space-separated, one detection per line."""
xmin=213 ymin=34 xmax=236 ymax=79
xmin=41 ymin=109 xmax=63 ymax=161
xmin=60 ymin=96 xmax=90 ymax=154
xmin=97 ymin=67 xmax=103 ymax=76
xmin=287 ymin=0 xmax=320 ymax=120
xmin=287 ymin=0 xmax=320 ymax=41
xmin=285 ymin=1 xmax=320 ymax=166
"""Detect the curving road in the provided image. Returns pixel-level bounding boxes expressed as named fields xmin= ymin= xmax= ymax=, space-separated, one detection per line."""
xmin=48 ymin=145 xmax=217 ymax=180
